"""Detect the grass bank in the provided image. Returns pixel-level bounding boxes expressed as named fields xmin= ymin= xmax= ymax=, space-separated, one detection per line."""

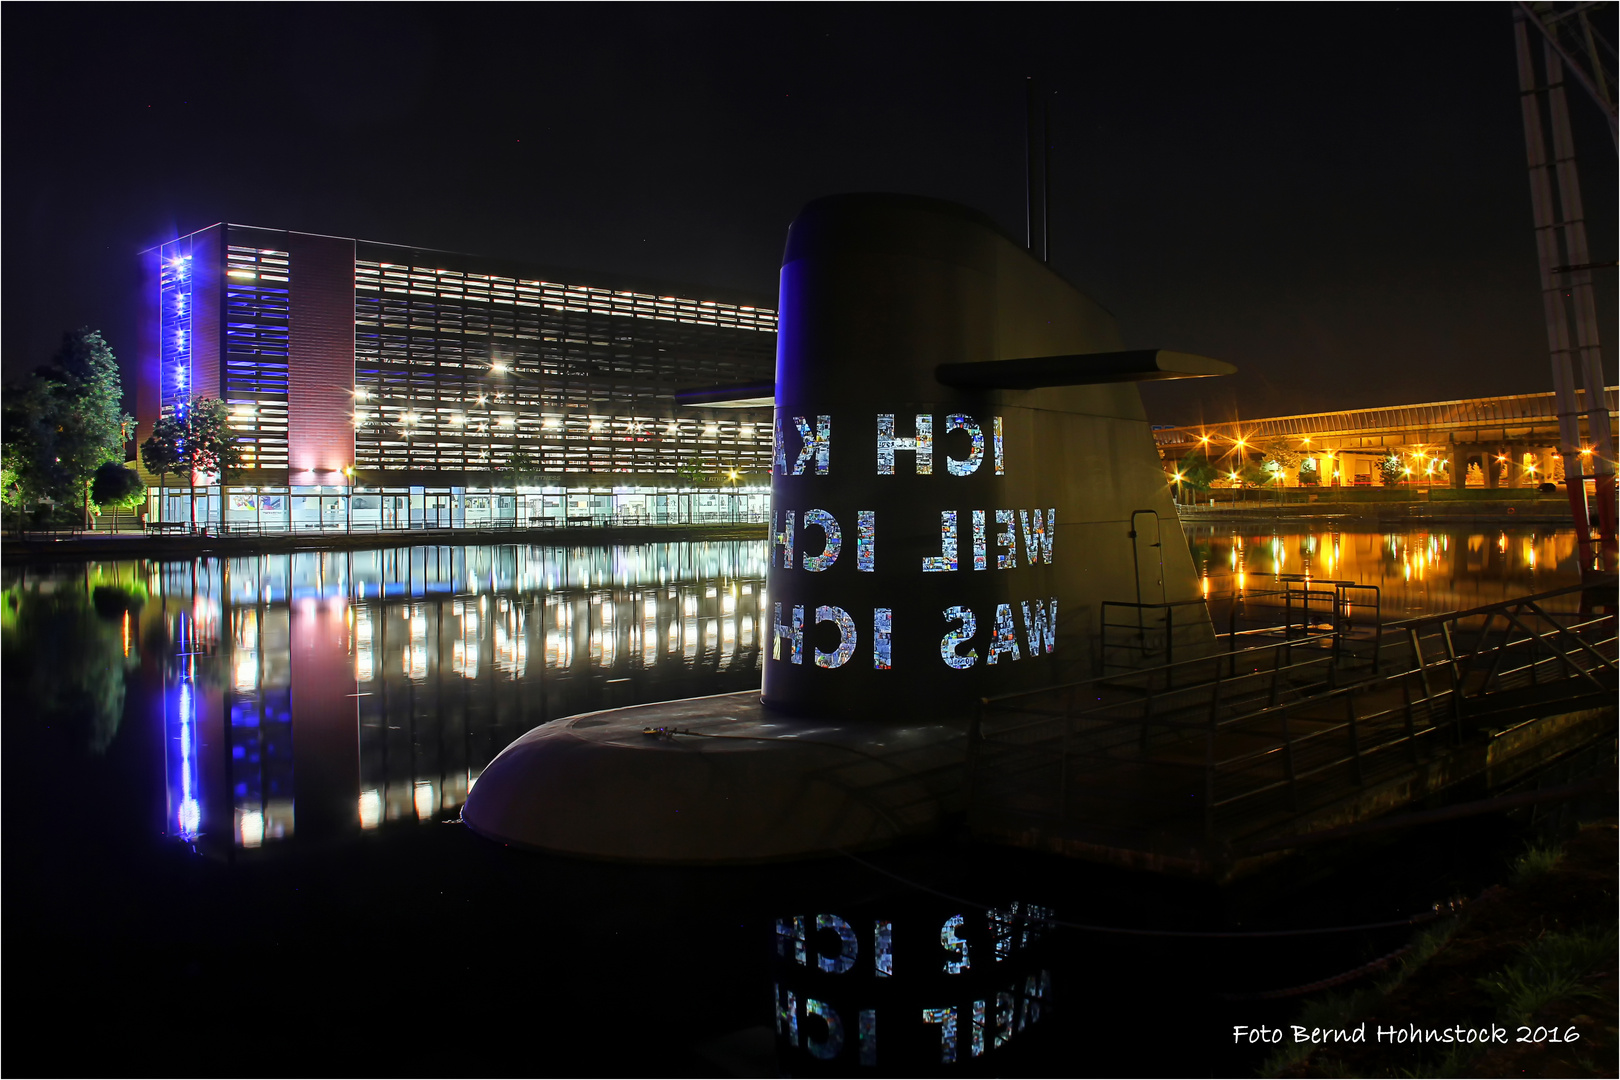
xmin=1261 ymin=821 xmax=1617 ymax=1077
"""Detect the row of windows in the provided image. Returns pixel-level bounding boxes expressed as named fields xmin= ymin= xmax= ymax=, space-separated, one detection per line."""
xmin=353 ymin=258 xmax=776 ymax=474
xmin=355 ymin=262 xmax=776 ymax=333
xmin=223 ymin=247 xmax=293 ymax=469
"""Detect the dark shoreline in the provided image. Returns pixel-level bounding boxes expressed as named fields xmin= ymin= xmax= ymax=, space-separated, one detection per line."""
xmin=0 ymin=521 xmax=769 ymax=562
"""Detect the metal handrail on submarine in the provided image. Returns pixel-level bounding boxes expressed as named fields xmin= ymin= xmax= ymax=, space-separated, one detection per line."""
xmin=967 ymin=579 xmax=1618 ymax=876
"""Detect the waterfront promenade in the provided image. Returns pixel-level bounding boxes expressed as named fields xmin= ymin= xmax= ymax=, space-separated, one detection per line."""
xmin=1173 ymin=488 xmax=1588 ymax=526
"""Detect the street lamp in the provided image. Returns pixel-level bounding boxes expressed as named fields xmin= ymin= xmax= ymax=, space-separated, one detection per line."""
xmin=343 ymin=466 xmax=355 ymax=534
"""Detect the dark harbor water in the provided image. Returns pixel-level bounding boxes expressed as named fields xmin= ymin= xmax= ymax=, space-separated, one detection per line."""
xmin=1 ymin=526 xmax=1596 ymax=1076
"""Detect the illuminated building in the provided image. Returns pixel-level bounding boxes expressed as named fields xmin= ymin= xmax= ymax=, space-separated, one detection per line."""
xmin=140 ymin=224 xmax=777 ymax=529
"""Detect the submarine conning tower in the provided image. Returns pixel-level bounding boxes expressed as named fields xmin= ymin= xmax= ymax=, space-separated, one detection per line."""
xmin=459 ymin=193 xmax=1233 ymax=862
xmin=762 ymin=193 xmax=1229 ymax=721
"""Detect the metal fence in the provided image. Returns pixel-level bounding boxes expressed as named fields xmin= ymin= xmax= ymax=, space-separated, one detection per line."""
xmin=968 ymin=582 xmax=1617 ymax=859
xmin=116 ymin=510 xmax=772 ymax=539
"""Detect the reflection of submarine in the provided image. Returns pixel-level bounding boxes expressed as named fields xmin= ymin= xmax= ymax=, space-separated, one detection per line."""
xmin=770 ymin=896 xmax=1058 ymax=1069
xmin=463 ymin=194 xmax=1232 ymax=861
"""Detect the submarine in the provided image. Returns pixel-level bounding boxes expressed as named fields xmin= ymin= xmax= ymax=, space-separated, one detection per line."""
xmin=461 ymin=193 xmax=1232 ymax=862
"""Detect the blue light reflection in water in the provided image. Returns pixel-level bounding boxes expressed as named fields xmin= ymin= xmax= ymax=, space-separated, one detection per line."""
xmin=174 ymin=681 xmax=199 ymax=842
xmin=126 ymin=542 xmax=770 ymax=853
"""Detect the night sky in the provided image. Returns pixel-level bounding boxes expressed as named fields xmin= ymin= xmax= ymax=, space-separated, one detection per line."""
xmin=4 ymin=4 xmax=1614 ymax=426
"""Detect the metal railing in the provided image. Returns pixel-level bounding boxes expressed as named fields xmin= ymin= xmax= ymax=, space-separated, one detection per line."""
xmin=1099 ymin=598 xmax=1214 ymax=679
xmin=968 ymin=582 xmax=1616 ymax=852
xmin=125 ymin=511 xmax=770 ymax=539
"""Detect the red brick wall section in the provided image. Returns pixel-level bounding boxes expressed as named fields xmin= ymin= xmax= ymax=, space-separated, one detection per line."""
xmin=286 ymin=233 xmax=356 ymax=481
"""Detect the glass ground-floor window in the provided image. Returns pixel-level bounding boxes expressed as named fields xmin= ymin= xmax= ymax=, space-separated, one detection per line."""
xmin=145 ymin=484 xmax=771 ymax=532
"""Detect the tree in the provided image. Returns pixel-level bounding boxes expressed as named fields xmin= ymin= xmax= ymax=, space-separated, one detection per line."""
xmin=1174 ymin=451 xmax=1219 ymax=492
xmin=676 ymin=456 xmax=705 ymax=484
xmin=2 ymin=329 xmax=130 ymax=528
xmin=1239 ymin=463 xmax=1272 ymax=489
xmin=48 ymin=330 xmax=133 ymax=528
xmin=1261 ymin=437 xmax=1303 ymax=478
xmin=91 ymin=462 xmax=145 ymax=515
xmin=1378 ymin=454 xmax=1405 ymax=487
xmin=139 ymin=415 xmax=184 ymax=523
xmin=504 ymin=448 xmax=542 ymax=484
xmin=139 ymin=397 xmax=244 ymax=531
xmin=183 ymin=398 xmax=245 ymax=531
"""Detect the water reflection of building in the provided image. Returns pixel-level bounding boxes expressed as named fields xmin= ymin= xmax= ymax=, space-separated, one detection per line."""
xmin=1185 ymin=525 xmax=1583 ymax=614
xmin=149 ymin=544 xmax=767 ymax=852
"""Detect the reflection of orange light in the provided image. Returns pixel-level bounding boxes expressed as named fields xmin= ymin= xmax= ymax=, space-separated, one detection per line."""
xmin=122 ymin=610 xmax=131 ymax=658
xmin=1201 ymin=575 xmax=1210 ymax=598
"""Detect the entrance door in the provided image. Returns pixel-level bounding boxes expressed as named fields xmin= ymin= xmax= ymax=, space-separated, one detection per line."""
xmin=381 ymin=496 xmax=410 ymax=530
xmin=425 ymin=494 xmax=452 ymax=529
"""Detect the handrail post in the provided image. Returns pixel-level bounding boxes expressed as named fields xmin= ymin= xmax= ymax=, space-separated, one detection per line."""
xmin=1440 ymin=619 xmax=1466 ymax=731
xmin=1346 ymin=690 xmax=1364 ymax=786
xmin=1204 ymin=677 xmax=1221 ymax=840
xmin=1281 ymin=704 xmax=1298 ymax=809
xmin=1140 ymin=684 xmax=1155 ymax=751
xmin=1408 ymin=628 xmax=1433 ymax=701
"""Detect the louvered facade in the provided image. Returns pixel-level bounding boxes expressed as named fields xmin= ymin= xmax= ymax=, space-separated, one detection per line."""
xmin=139 ymin=224 xmax=778 ymax=531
